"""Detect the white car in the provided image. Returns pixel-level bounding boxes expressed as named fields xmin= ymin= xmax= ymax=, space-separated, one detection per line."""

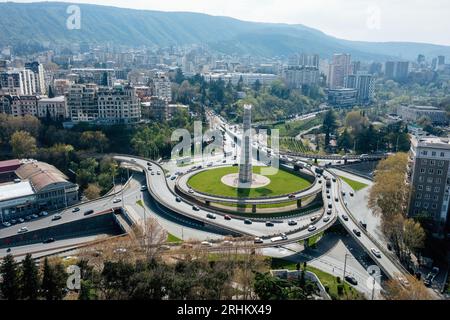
xmin=17 ymin=227 xmax=28 ymax=234
xmin=201 ymin=241 xmax=213 ymax=247
xmin=323 ymin=216 xmax=330 ymax=222
xmin=371 ymin=248 xmax=382 ymax=258
xmin=307 ymin=225 xmax=317 ymax=232
xmin=113 ymin=198 xmax=121 ymax=203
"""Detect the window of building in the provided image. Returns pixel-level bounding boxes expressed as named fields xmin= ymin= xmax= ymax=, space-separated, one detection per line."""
xmin=426 ymin=186 xmax=432 ymax=192
xmin=427 ymin=178 xmax=433 ymax=183
xmin=438 ymin=161 xmax=444 ymax=167
xmin=422 ymin=151 xmax=428 ymax=156
xmin=419 ymin=176 xmax=424 ymax=182
xmin=432 ymin=204 xmax=437 ymax=209
xmin=433 ymin=195 xmax=439 ymax=201
xmin=434 ymin=187 xmax=440 ymax=193
xmin=420 ymin=168 xmax=426 ymax=173
xmin=422 ymin=159 xmax=428 ymax=165
xmin=416 ymin=193 xmax=422 ymax=199
xmin=436 ymin=178 xmax=442 ymax=184
xmin=428 ymin=168 xmax=434 ymax=174
xmin=440 ymin=152 xmax=445 ymax=157
xmin=423 ymin=203 xmax=429 ymax=209
xmin=425 ymin=194 xmax=431 ymax=199
xmin=437 ymin=169 xmax=443 ymax=175
xmin=415 ymin=202 xmax=421 ymax=208
xmin=432 ymin=152 xmax=436 ymax=157
xmin=430 ymin=160 xmax=435 ymax=166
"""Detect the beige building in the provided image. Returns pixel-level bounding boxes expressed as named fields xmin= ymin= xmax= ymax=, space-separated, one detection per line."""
xmin=38 ymin=96 xmax=68 ymax=120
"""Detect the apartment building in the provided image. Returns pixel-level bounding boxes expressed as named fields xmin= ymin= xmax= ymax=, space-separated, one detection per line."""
xmin=97 ymin=84 xmax=141 ymax=124
xmin=408 ymin=136 xmax=450 ymax=237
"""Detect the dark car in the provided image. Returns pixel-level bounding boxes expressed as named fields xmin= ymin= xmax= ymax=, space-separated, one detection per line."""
xmin=244 ymin=219 xmax=252 ymax=225
xmin=353 ymin=229 xmax=361 ymax=237
xmin=359 ymin=221 xmax=367 ymax=229
xmin=84 ymin=209 xmax=94 ymax=216
xmin=6 ymin=248 xmax=11 ymax=253
xmin=341 ymin=214 xmax=349 ymax=221
xmin=43 ymin=238 xmax=55 ymax=244
xmin=192 ymin=206 xmax=200 ymax=211
xmin=224 ymin=215 xmax=231 ymax=220
xmin=72 ymin=207 xmax=80 ymax=213
xmin=345 ymin=275 xmax=358 ymax=286
xmin=175 ymin=197 xmax=182 ymax=202
xmin=51 ymin=215 xmax=62 ymax=221
xmin=265 ymin=222 xmax=274 ymax=227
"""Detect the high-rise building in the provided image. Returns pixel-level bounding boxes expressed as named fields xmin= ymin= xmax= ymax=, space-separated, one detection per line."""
xmin=0 ymin=69 xmax=36 ymax=95
xmin=151 ymin=72 xmax=172 ymax=101
xmin=67 ymin=83 xmax=99 ymax=122
xmin=70 ymin=68 xmax=115 ymax=87
xmin=283 ymin=53 xmax=320 ymax=89
xmin=328 ymin=54 xmax=351 ymax=89
xmin=97 ymin=84 xmax=141 ymax=124
xmin=369 ymin=62 xmax=382 ymax=75
xmin=384 ymin=61 xmax=410 ymax=82
xmin=345 ymin=72 xmax=375 ymax=105
xmin=25 ymin=61 xmax=47 ymax=95
xmin=408 ymin=136 xmax=450 ymax=238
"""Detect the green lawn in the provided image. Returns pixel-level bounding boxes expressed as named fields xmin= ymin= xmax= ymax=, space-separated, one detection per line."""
xmin=338 ymin=176 xmax=368 ymax=191
xmin=270 ymin=258 xmax=364 ymax=300
xmin=166 ymin=233 xmax=182 ymax=243
xmin=188 ymin=166 xmax=311 ymax=198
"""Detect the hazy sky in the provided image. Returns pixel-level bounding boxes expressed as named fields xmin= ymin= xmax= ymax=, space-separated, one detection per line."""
xmin=5 ymin=0 xmax=450 ymax=46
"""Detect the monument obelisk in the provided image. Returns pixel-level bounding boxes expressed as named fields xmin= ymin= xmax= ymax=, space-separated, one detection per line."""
xmin=239 ymin=104 xmax=253 ymax=184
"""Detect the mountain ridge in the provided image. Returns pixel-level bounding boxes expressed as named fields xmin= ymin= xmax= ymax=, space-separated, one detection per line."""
xmin=1 ymin=1 xmax=449 ymax=61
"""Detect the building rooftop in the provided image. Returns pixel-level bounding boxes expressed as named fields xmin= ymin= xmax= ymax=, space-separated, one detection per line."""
xmin=404 ymin=105 xmax=442 ymax=111
xmin=15 ymin=161 xmax=70 ymax=193
xmin=38 ymin=96 xmax=65 ymax=103
xmin=0 ymin=180 xmax=34 ymax=202
xmin=0 ymin=159 xmax=21 ymax=174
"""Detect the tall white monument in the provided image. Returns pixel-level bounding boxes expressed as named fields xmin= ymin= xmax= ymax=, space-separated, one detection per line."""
xmin=239 ymin=104 xmax=253 ymax=183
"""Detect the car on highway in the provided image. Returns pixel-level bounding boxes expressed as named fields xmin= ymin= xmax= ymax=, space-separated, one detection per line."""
xmin=431 ymin=267 xmax=440 ymax=277
xmin=326 ymin=194 xmax=331 ymax=199
xmin=175 ymin=197 xmax=182 ymax=202
xmin=310 ymin=216 xmax=317 ymax=222
xmin=265 ymin=222 xmax=274 ymax=227
xmin=341 ymin=191 xmax=346 ymax=196
xmin=371 ymin=248 xmax=382 ymax=258
xmin=130 ymin=159 xmax=136 ymax=163
xmin=424 ymin=273 xmax=433 ymax=287
xmin=332 ymin=177 xmax=337 ymax=182
xmin=10 ymin=219 xmax=17 ymax=225
xmin=157 ymin=171 xmax=161 ymax=175
xmin=18 ymin=218 xmax=25 ymax=223
xmin=326 ymin=189 xmax=330 ymax=194
xmin=52 ymin=214 xmax=62 ymax=221
xmin=224 ymin=215 xmax=231 ymax=220
xmin=113 ymin=198 xmax=122 ymax=203
xmin=192 ymin=205 xmax=200 ymax=211
xmin=345 ymin=275 xmax=358 ymax=285
xmin=188 ymin=189 xmax=194 ymax=194
xmin=151 ymin=172 xmax=155 ymax=176
xmin=307 ymin=225 xmax=317 ymax=232
xmin=223 ymin=240 xmax=233 ymax=246
xmin=328 ymin=203 xmax=332 ymax=209
xmin=207 ymin=162 xmax=213 ymax=167
xmin=326 ymin=209 xmax=332 ymax=215
xmin=359 ymin=221 xmax=367 ymax=229
xmin=6 ymin=248 xmax=11 ymax=253
xmin=397 ymin=276 xmax=410 ymax=287
xmin=334 ymin=197 xmax=339 ymax=202
xmin=349 ymin=191 xmax=354 ymax=197
xmin=170 ymin=176 xmax=176 ymax=180
xmin=17 ymin=226 xmax=28 ymax=234
xmin=341 ymin=214 xmax=349 ymax=221
xmin=147 ymin=162 xmax=152 ymax=166
xmin=206 ymin=213 xmax=216 ymax=219
xmin=31 ymin=214 xmax=39 ymax=219
xmin=353 ymin=229 xmax=361 ymax=237
xmin=288 ymin=194 xmax=296 ymax=199
xmin=244 ymin=219 xmax=252 ymax=225
xmin=318 ymin=180 xmax=322 ymax=184
xmin=254 ymin=237 xmax=263 ymax=244
xmin=2 ymin=222 xmax=11 ymax=227
xmin=323 ymin=216 xmax=330 ymax=222
xmin=84 ymin=209 xmax=94 ymax=216
xmin=201 ymin=241 xmax=213 ymax=247
xmin=72 ymin=207 xmax=80 ymax=213
xmin=43 ymin=238 xmax=55 ymax=244
xmin=288 ymin=220 xmax=297 ymax=226
xmin=140 ymin=185 xmax=148 ymax=191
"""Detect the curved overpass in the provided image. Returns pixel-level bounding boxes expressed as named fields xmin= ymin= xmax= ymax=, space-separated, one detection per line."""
xmin=114 ymin=155 xmax=337 ymax=244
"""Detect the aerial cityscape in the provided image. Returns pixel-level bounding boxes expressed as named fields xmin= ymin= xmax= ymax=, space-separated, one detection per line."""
xmin=0 ymin=0 xmax=450 ymax=306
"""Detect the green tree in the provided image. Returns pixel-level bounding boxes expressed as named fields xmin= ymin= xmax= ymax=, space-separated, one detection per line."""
xmin=0 ymin=254 xmax=20 ymax=300
xmin=322 ymin=110 xmax=338 ymax=148
xmin=41 ymin=258 xmax=68 ymax=300
xmin=20 ymin=254 xmax=40 ymax=300
xmin=10 ymin=130 xmax=37 ymax=158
